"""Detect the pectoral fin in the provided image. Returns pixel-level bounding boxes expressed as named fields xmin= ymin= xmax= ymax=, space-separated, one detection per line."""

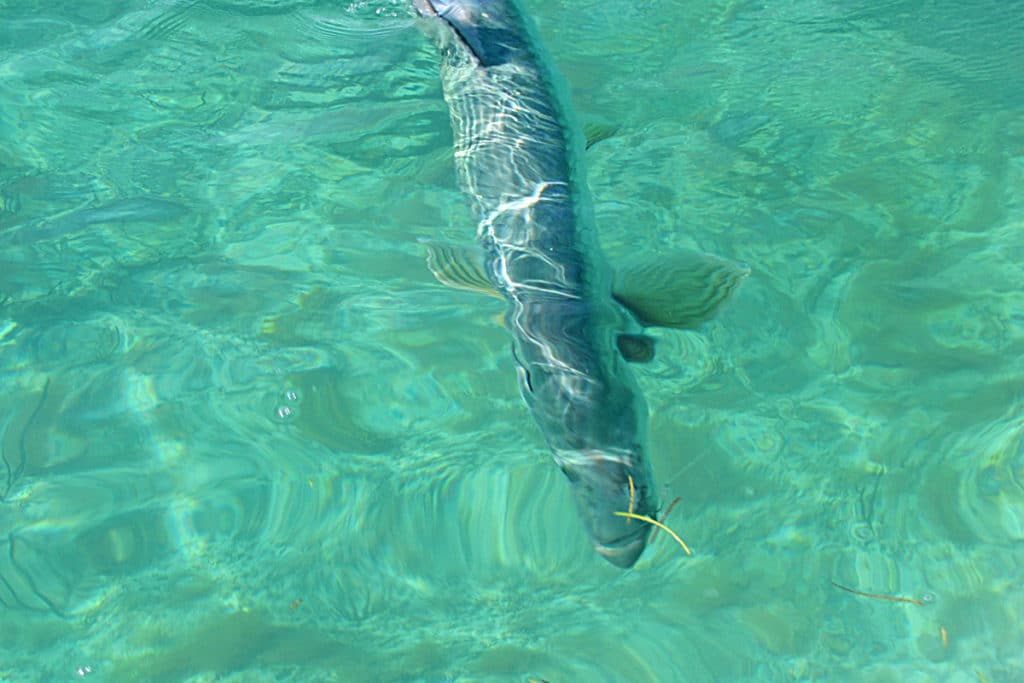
xmin=423 ymin=241 xmax=499 ymax=297
xmin=612 ymin=250 xmax=750 ymax=329
xmin=616 ymin=333 xmax=656 ymax=363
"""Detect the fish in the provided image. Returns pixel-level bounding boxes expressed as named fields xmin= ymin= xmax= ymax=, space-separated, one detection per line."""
xmin=0 ymin=196 xmax=189 ymax=246
xmin=415 ymin=0 xmax=748 ymax=568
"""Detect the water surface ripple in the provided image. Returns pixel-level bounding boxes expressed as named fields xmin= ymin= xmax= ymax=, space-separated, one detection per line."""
xmin=1 ymin=0 xmax=1021 ymax=681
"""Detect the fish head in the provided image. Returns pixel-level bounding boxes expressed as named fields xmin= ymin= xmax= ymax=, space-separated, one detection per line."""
xmin=522 ymin=346 xmax=659 ymax=568
xmin=556 ymin=447 xmax=659 ymax=568
xmin=509 ymin=297 xmax=661 ymax=568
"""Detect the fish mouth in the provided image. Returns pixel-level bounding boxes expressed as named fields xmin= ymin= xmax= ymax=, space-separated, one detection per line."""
xmin=592 ymin=518 xmax=653 ymax=568
xmin=594 ymin=536 xmax=647 ymax=568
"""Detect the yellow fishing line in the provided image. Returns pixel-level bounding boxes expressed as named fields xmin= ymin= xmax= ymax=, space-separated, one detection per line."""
xmin=614 ymin=511 xmax=692 ymax=556
xmin=649 ymin=495 xmax=681 ymax=544
xmin=626 ymin=475 xmax=635 ymax=523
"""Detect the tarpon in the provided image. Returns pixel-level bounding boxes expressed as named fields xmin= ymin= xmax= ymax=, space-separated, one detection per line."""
xmin=415 ymin=0 xmax=747 ymax=567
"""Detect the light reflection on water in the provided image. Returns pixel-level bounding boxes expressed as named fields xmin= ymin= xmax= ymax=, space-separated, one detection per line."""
xmin=0 ymin=0 xmax=1022 ymax=681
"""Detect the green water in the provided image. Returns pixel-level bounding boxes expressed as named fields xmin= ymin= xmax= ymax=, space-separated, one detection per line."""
xmin=1 ymin=0 xmax=1022 ymax=681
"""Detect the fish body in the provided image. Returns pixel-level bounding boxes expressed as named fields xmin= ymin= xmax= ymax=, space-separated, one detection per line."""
xmin=416 ymin=0 xmax=657 ymax=567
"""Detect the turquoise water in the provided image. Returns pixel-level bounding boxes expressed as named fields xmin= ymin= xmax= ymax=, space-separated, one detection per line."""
xmin=1 ymin=0 xmax=1022 ymax=680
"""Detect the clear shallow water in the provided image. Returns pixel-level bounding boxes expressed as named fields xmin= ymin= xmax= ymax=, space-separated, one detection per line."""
xmin=1 ymin=0 xmax=1022 ymax=680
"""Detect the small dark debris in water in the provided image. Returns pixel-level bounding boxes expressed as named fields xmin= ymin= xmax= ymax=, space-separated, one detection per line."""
xmin=830 ymin=581 xmax=925 ymax=606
